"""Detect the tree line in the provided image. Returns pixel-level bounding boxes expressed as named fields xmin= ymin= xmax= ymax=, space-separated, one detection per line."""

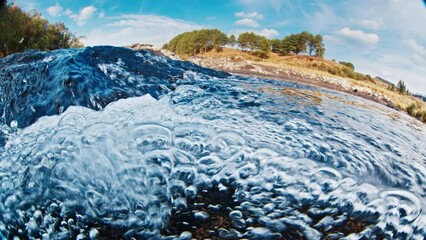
xmin=163 ymin=29 xmax=325 ymax=58
xmin=163 ymin=29 xmax=228 ymax=56
xmin=0 ymin=1 xmax=83 ymax=57
xmin=230 ymin=32 xmax=271 ymax=58
xmin=270 ymin=31 xmax=325 ymax=58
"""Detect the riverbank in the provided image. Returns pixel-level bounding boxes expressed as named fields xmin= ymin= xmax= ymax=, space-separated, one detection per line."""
xmin=128 ymin=44 xmax=426 ymax=123
xmin=189 ymin=56 xmax=395 ymax=108
xmin=186 ymin=49 xmax=426 ymax=123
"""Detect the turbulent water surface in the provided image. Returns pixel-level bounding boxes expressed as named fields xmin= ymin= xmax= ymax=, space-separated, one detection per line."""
xmin=0 ymin=46 xmax=425 ymax=239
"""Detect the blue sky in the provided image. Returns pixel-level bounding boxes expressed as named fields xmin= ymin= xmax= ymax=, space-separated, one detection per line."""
xmin=14 ymin=0 xmax=426 ymax=94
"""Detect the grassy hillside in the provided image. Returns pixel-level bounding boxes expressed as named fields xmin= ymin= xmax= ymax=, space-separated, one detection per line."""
xmin=194 ymin=48 xmax=426 ymax=123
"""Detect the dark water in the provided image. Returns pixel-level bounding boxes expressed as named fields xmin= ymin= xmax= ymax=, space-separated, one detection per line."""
xmin=0 ymin=46 xmax=425 ymax=239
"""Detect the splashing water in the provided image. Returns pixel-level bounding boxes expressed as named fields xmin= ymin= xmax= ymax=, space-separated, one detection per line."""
xmin=0 ymin=47 xmax=425 ymax=239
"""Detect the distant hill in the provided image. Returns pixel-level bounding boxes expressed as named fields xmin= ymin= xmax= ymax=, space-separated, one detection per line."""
xmin=375 ymin=77 xmax=426 ymax=103
xmin=413 ymin=94 xmax=426 ymax=102
xmin=375 ymin=76 xmax=395 ymax=87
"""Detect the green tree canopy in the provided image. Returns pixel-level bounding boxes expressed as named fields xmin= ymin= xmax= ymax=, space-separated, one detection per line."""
xmin=0 ymin=4 xmax=83 ymax=57
xmin=237 ymin=32 xmax=271 ymax=58
xmin=228 ymin=34 xmax=236 ymax=47
xmin=270 ymin=39 xmax=282 ymax=54
xmin=272 ymin=31 xmax=325 ymax=58
xmin=237 ymin=32 xmax=256 ymax=51
xmin=163 ymin=29 xmax=228 ymax=56
xmin=311 ymin=34 xmax=325 ymax=58
xmin=257 ymin=36 xmax=271 ymax=58
xmin=339 ymin=61 xmax=355 ymax=71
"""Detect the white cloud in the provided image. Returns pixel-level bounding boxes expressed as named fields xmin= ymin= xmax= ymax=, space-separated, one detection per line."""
xmin=234 ymin=28 xmax=279 ymax=39
xmin=404 ymin=39 xmax=426 ymax=66
xmin=306 ymin=3 xmax=344 ymax=32
xmin=82 ymin=14 xmax=202 ymax=47
xmin=257 ymin=28 xmax=279 ymax=38
xmin=404 ymin=39 xmax=426 ymax=57
xmin=46 ymin=2 xmax=63 ymax=17
xmin=337 ymin=27 xmax=379 ymax=47
xmin=359 ymin=19 xmax=382 ymax=30
xmin=64 ymin=9 xmax=73 ymax=16
xmin=235 ymin=18 xmax=260 ymax=27
xmin=235 ymin=11 xmax=264 ymax=19
xmin=323 ymin=35 xmax=342 ymax=46
xmin=350 ymin=0 xmax=426 ymax=40
xmin=355 ymin=53 xmax=426 ymax=95
xmin=296 ymin=0 xmax=426 ymax=94
xmin=234 ymin=11 xmax=263 ymax=28
xmin=70 ymin=6 xmax=97 ymax=26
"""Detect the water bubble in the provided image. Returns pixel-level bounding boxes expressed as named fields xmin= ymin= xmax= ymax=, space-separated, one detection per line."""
xmin=10 ymin=120 xmax=18 ymax=130
xmin=89 ymin=228 xmax=99 ymax=240
xmin=1 ymin=47 xmax=425 ymax=239
xmin=58 ymin=112 xmax=87 ymax=128
xmin=193 ymin=211 xmax=209 ymax=221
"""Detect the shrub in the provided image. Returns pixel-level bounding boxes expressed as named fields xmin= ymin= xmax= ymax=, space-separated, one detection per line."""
xmin=318 ymin=63 xmax=327 ymax=71
xmin=339 ymin=61 xmax=355 ymax=70
xmin=354 ymin=73 xmax=364 ymax=80
xmin=415 ymin=110 xmax=426 ymax=122
xmin=215 ymin=46 xmax=224 ymax=53
xmin=342 ymin=67 xmax=354 ymax=78
xmin=364 ymin=74 xmax=374 ymax=82
xmin=327 ymin=67 xmax=338 ymax=75
xmin=406 ymin=103 xmax=417 ymax=116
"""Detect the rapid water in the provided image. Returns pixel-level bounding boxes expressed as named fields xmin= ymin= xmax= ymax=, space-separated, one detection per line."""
xmin=0 ymin=46 xmax=425 ymax=239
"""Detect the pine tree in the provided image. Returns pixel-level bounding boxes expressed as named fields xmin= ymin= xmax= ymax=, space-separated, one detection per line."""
xmin=257 ymin=36 xmax=271 ymax=59
xmin=228 ymin=34 xmax=236 ymax=47
xmin=280 ymin=32 xmax=325 ymax=57
xmin=270 ymin=39 xmax=283 ymax=54
xmin=397 ymin=80 xmax=408 ymax=94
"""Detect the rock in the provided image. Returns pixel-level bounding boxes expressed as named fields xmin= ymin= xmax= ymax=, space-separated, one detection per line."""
xmin=125 ymin=43 xmax=158 ymax=51
xmin=160 ymin=49 xmax=181 ymax=60
xmin=124 ymin=43 xmax=181 ymax=60
xmin=183 ymin=55 xmax=395 ymax=109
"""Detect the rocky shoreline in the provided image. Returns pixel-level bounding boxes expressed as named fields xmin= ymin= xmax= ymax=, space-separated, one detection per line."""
xmin=126 ymin=44 xmax=397 ymax=110
xmin=188 ymin=56 xmax=396 ymax=109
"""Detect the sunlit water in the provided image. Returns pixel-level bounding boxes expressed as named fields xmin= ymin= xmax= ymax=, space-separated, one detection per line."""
xmin=0 ymin=47 xmax=425 ymax=239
